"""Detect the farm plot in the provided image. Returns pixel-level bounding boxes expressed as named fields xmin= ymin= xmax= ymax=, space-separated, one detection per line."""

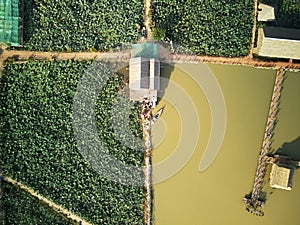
xmin=152 ymin=0 xmax=253 ymax=57
xmin=277 ymin=0 xmax=300 ymax=28
xmin=0 ymin=60 xmax=144 ymax=224
xmin=23 ymin=0 xmax=143 ymax=51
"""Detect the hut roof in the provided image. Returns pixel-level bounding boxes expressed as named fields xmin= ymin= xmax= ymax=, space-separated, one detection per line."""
xmin=129 ymin=57 xmax=160 ymax=102
xmin=255 ymin=27 xmax=300 ymax=60
xmin=258 ymin=3 xmax=275 ymax=22
xmin=270 ymin=163 xmax=294 ymax=190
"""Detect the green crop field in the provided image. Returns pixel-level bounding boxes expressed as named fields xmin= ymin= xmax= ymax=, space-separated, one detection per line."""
xmin=23 ymin=0 xmax=143 ymax=51
xmin=277 ymin=0 xmax=300 ymax=28
xmin=2 ymin=182 xmax=72 ymax=225
xmin=0 ymin=60 xmax=144 ymax=224
xmin=152 ymin=0 xmax=254 ymax=57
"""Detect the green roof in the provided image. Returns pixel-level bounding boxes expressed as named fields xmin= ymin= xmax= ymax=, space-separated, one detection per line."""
xmin=0 ymin=0 xmax=20 ymax=46
xmin=131 ymin=43 xmax=159 ymax=59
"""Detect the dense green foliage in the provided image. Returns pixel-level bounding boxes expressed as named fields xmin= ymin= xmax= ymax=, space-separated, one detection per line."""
xmin=277 ymin=0 xmax=300 ymax=28
xmin=23 ymin=0 xmax=143 ymax=51
xmin=0 ymin=60 xmax=144 ymax=224
xmin=2 ymin=182 xmax=71 ymax=225
xmin=152 ymin=0 xmax=254 ymax=57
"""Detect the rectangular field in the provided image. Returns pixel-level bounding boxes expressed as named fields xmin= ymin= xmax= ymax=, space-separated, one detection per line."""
xmin=23 ymin=0 xmax=143 ymax=51
xmin=0 ymin=60 xmax=144 ymax=224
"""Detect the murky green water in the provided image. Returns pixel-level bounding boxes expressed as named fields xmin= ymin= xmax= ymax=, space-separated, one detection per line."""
xmin=152 ymin=63 xmax=300 ymax=225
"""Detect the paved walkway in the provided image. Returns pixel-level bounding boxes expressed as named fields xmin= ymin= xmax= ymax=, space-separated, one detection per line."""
xmin=2 ymin=176 xmax=92 ymax=225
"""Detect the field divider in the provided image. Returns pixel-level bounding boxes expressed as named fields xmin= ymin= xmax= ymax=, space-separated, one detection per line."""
xmin=170 ymin=54 xmax=300 ymax=70
xmin=1 ymin=50 xmax=300 ymax=71
xmin=141 ymin=102 xmax=154 ymax=225
xmin=0 ymin=49 xmax=131 ymax=62
xmin=249 ymin=0 xmax=258 ymax=58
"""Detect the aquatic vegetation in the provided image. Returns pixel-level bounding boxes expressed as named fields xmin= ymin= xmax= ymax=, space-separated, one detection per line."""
xmin=152 ymin=0 xmax=253 ymax=57
xmin=23 ymin=0 xmax=143 ymax=51
xmin=277 ymin=0 xmax=300 ymax=28
xmin=0 ymin=60 xmax=144 ymax=224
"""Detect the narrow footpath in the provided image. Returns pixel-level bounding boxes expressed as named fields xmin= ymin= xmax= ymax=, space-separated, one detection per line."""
xmin=2 ymin=176 xmax=92 ymax=225
xmin=0 ymin=49 xmax=131 ymax=61
xmin=144 ymin=0 xmax=153 ymax=40
xmin=170 ymin=54 xmax=300 ymax=70
xmin=249 ymin=0 xmax=258 ymax=58
xmin=1 ymin=48 xmax=300 ymax=70
xmin=141 ymin=102 xmax=153 ymax=225
xmin=244 ymin=68 xmax=285 ymax=215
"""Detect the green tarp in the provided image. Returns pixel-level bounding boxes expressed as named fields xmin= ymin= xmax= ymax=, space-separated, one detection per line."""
xmin=131 ymin=43 xmax=159 ymax=59
xmin=0 ymin=0 xmax=19 ymax=46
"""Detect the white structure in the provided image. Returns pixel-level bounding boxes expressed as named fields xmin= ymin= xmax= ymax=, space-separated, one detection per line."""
xmin=256 ymin=26 xmax=300 ymax=60
xmin=258 ymin=3 xmax=275 ymax=22
xmin=269 ymin=164 xmax=294 ymax=191
xmin=129 ymin=57 xmax=160 ymax=103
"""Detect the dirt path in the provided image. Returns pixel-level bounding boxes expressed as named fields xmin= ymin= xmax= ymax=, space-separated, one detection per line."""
xmin=144 ymin=0 xmax=153 ymax=40
xmin=0 ymin=49 xmax=131 ymax=61
xmin=249 ymin=0 xmax=259 ymax=58
xmin=1 ymin=49 xmax=300 ymax=71
xmin=170 ymin=54 xmax=300 ymax=71
xmin=141 ymin=103 xmax=154 ymax=225
xmin=2 ymin=176 xmax=92 ymax=225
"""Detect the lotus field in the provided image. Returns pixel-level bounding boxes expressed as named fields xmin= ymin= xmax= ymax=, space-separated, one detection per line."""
xmin=152 ymin=0 xmax=253 ymax=57
xmin=277 ymin=0 xmax=300 ymax=28
xmin=0 ymin=60 xmax=144 ymax=224
xmin=23 ymin=0 xmax=143 ymax=51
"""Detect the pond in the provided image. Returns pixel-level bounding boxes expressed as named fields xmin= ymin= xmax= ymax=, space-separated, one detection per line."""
xmin=152 ymin=63 xmax=300 ymax=225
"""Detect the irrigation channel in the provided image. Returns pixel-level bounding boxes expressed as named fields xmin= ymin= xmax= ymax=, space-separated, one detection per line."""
xmin=243 ymin=68 xmax=285 ymax=216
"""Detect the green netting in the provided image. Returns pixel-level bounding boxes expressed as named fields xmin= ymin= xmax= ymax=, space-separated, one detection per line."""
xmin=0 ymin=0 xmax=20 ymax=46
xmin=131 ymin=43 xmax=159 ymax=59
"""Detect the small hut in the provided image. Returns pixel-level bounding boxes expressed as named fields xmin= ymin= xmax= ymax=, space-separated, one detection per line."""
xmin=256 ymin=26 xmax=300 ymax=60
xmin=129 ymin=43 xmax=160 ymax=106
xmin=258 ymin=3 xmax=275 ymax=22
xmin=269 ymin=163 xmax=294 ymax=190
